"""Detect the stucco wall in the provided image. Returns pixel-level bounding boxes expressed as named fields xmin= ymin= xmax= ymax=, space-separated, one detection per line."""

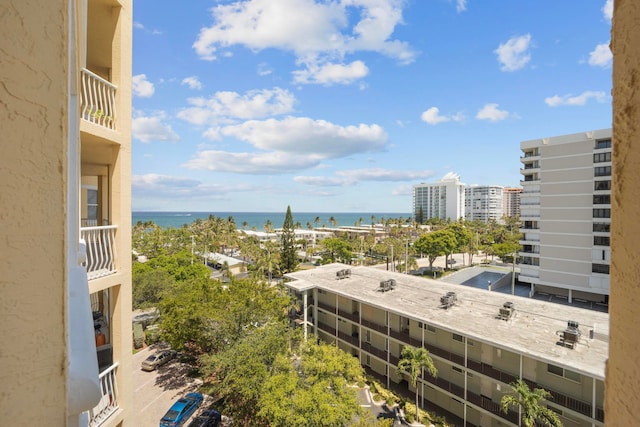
xmin=607 ymin=0 xmax=640 ymax=424
xmin=0 ymin=0 xmax=68 ymax=425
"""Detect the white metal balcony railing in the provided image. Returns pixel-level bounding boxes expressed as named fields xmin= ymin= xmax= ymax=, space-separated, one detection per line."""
xmin=81 ymin=68 xmax=117 ymax=130
xmin=81 ymin=225 xmax=117 ymax=280
xmin=88 ymin=362 xmax=119 ymax=427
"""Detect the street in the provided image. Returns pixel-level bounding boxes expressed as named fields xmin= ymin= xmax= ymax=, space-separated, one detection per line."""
xmin=132 ymin=345 xmax=204 ymax=427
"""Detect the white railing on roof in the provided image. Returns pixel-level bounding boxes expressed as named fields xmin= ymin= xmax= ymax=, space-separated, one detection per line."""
xmin=81 ymin=225 xmax=117 ymax=280
xmin=88 ymin=362 xmax=119 ymax=427
xmin=81 ymin=68 xmax=117 ymax=130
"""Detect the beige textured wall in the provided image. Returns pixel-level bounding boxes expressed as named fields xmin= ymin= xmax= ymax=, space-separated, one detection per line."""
xmin=0 ymin=0 xmax=68 ymax=424
xmin=607 ymin=0 xmax=640 ymax=425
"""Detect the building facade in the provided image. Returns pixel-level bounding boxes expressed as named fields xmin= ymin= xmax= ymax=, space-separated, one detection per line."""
xmin=502 ymin=187 xmax=523 ymax=219
xmin=519 ymin=129 xmax=611 ymax=304
xmin=1 ymin=1 xmax=132 ymax=426
xmin=413 ymin=173 xmax=466 ymax=222
xmin=464 ymin=185 xmax=504 ymax=222
xmin=285 ymin=264 xmax=607 ymax=427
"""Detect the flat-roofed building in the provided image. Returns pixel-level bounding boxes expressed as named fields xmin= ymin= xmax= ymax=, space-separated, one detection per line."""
xmin=285 ymin=264 xmax=607 ymax=427
xmin=413 ymin=173 xmax=466 ymax=222
xmin=519 ymin=129 xmax=611 ymax=304
xmin=502 ymin=187 xmax=523 ymax=219
xmin=464 ymin=185 xmax=504 ymax=222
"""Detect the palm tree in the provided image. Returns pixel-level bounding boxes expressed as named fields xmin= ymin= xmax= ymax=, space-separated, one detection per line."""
xmin=501 ymin=379 xmax=563 ymax=427
xmin=329 ymin=216 xmax=337 ymax=228
xmin=396 ymin=345 xmax=437 ymax=423
xmin=314 ymin=216 xmax=321 ymax=228
xmin=242 ymin=221 xmax=249 ymax=230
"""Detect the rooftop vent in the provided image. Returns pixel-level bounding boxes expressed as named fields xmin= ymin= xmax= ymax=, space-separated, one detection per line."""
xmin=379 ymin=279 xmax=396 ymax=292
xmin=556 ymin=320 xmax=581 ymax=349
xmin=498 ymin=301 xmax=515 ymax=320
xmin=440 ymin=291 xmax=457 ymax=309
xmin=336 ymin=269 xmax=351 ymax=280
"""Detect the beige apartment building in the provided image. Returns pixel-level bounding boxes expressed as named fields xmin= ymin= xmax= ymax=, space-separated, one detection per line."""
xmin=502 ymin=188 xmax=522 ymax=219
xmin=285 ymin=264 xmax=607 ymax=427
xmin=464 ymin=185 xmax=504 ymax=223
xmin=1 ymin=1 xmax=132 ymax=426
xmin=519 ymin=129 xmax=611 ymax=304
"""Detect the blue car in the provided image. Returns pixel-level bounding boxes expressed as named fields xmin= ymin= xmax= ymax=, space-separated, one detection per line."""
xmin=160 ymin=392 xmax=204 ymax=427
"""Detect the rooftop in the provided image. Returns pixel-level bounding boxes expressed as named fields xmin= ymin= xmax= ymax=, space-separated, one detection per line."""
xmin=284 ymin=263 xmax=609 ymax=380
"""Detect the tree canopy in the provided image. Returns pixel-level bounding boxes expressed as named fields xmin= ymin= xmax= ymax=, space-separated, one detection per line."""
xmin=501 ymin=380 xmax=563 ymax=427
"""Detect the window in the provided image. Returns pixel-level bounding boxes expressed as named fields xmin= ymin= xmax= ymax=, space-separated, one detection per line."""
xmin=593 ymin=152 xmax=611 ymax=163
xmin=452 ymin=333 xmax=464 ymax=342
xmin=594 ymin=166 xmax=611 ymax=176
xmin=595 ymin=139 xmax=612 ymax=149
xmin=426 ymin=324 xmax=436 ymax=333
xmin=593 ymin=194 xmax=611 ymax=204
xmin=594 ymin=236 xmax=610 ymax=246
xmin=594 ymin=180 xmax=611 ymax=191
xmin=593 ymin=208 xmax=611 ymax=218
xmin=592 ymin=264 xmax=610 ymax=274
xmin=548 ymin=364 xmax=582 ymax=383
xmin=452 ymin=366 xmax=464 ymax=374
xmin=87 ymin=188 xmax=98 ymax=221
xmin=547 ymin=364 xmax=564 ymax=376
xmin=593 ymin=223 xmax=610 ymax=232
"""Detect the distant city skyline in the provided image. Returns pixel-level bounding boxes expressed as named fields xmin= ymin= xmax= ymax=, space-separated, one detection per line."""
xmin=132 ymin=0 xmax=613 ymax=212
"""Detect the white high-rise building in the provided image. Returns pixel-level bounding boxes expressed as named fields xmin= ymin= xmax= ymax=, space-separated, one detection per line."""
xmin=413 ymin=172 xmax=466 ymax=222
xmin=519 ymin=129 xmax=611 ymax=304
xmin=464 ymin=185 xmax=504 ymax=222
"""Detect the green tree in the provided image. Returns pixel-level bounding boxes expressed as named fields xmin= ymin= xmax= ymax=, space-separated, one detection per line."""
xmin=396 ymin=346 xmax=437 ymax=423
xmin=132 ymin=267 xmax=175 ymax=309
xmin=320 ymin=237 xmax=353 ymax=264
xmin=280 ymin=205 xmax=298 ymax=274
xmin=257 ymin=340 xmax=365 ymax=427
xmin=415 ymin=206 xmax=424 ymax=225
xmin=264 ymin=219 xmax=274 ymax=233
xmin=501 ymin=380 xmax=563 ymax=427
xmin=202 ymin=322 xmax=295 ymax=425
xmin=329 ymin=215 xmax=337 ymax=228
xmin=413 ymin=230 xmax=457 ymax=268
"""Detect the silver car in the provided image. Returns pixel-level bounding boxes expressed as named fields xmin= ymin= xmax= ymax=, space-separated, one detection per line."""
xmin=141 ymin=349 xmax=176 ymax=371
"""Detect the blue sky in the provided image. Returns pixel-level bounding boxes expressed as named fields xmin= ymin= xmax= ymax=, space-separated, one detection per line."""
xmin=131 ymin=0 xmax=613 ymax=213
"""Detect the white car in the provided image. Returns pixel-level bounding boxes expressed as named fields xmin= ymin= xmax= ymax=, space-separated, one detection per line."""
xmin=141 ymin=349 xmax=176 ymax=371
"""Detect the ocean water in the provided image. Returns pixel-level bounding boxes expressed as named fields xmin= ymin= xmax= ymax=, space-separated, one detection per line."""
xmin=132 ymin=211 xmax=412 ymax=230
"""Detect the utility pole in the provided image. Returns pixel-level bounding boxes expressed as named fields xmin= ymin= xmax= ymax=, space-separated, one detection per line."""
xmin=404 ymin=239 xmax=408 ymax=274
xmin=511 ymin=250 xmax=516 ymax=295
xmin=191 ymin=235 xmax=195 ymax=265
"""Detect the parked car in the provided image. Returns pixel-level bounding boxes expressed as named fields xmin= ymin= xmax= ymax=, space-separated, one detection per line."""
xmin=141 ymin=349 xmax=177 ymax=371
xmin=160 ymin=392 xmax=204 ymax=427
xmin=186 ymin=409 xmax=221 ymax=427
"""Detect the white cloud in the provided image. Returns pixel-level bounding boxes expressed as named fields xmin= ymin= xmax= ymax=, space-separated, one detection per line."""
xmin=257 ymin=62 xmax=273 ymax=76
xmin=544 ymin=91 xmax=607 ymax=107
xmin=192 ymin=0 xmax=416 ymax=85
xmin=295 ymin=168 xmax=435 ymax=187
xmin=476 ymin=103 xmax=510 ymax=121
xmin=132 ymin=174 xmax=254 ymax=199
xmin=456 ymin=0 xmax=467 ymax=13
xmin=420 ymin=107 xmax=464 ymax=125
xmin=220 ymin=116 xmax=387 ymax=159
xmin=494 ymin=34 xmax=532 ymax=72
xmin=391 ymin=184 xmax=413 ymax=196
xmin=183 ymin=150 xmax=322 ymax=174
xmin=293 ymin=60 xmax=369 ymax=85
xmin=132 ymin=74 xmax=155 ymax=97
xmin=603 ymin=0 xmax=613 ymax=21
xmin=132 ymin=113 xmax=180 ymax=143
xmin=588 ymin=43 xmax=612 ymax=67
xmin=182 ymin=76 xmax=203 ymax=90
xmin=182 ymin=117 xmax=388 ymax=174
xmin=133 ymin=22 xmax=145 ymax=30
xmin=177 ymin=87 xmax=296 ymax=126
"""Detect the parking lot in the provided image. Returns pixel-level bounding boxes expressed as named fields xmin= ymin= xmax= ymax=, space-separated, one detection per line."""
xmin=132 ymin=345 xmax=206 ymax=427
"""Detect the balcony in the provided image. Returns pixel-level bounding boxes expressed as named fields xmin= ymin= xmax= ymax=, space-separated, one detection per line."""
xmin=88 ymin=363 xmax=120 ymax=427
xmin=361 ymin=318 xmax=388 ymax=334
xmin=317 ymin=301 xmax=335 ymax=313
xmin=81 ymin=68 xmax=117 ymax=130
xmin=81 ymin=225 xmax=118 ymax=280
xmin=337 ymin=308 xmax=359 ymax=322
